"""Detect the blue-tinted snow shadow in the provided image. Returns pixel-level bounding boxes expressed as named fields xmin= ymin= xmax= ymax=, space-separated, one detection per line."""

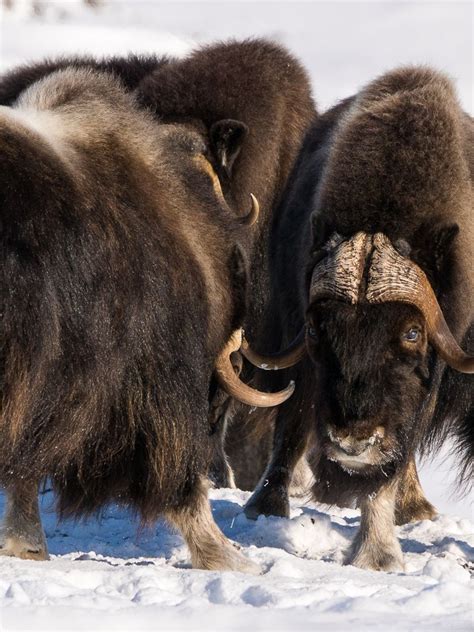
xmin=11 ymin=489 xmax=469 ymax=570
xmin=0 ymin=489 xmax=357 ymax=562
xmin=0 ymin=488 xmax=183 ymax=561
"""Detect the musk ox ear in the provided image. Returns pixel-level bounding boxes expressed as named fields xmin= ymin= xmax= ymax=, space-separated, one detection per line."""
xmin=432 ymin=224 xmax=459 ymax=270
xmin=210 ymin=119 xmax=248 ymax=179
xmin=412 ymin=223 xmax=459 ymax=286
xmin=309 ymin=212 xmax=334 ymax=259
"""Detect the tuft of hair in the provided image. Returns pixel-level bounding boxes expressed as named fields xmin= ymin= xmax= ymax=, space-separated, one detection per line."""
xmin=0 ymin=53 xmax=167 ymax=106
xmin=316 ymin=66 xmax=472 ymax=242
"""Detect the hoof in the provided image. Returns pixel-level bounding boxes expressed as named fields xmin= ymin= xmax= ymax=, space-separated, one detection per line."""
xmin=345 ymin=542 xmax=404 ymax=573
xmin=193 ymin=541 xmax=260 ymax=574
xmin=0 ymin=536 xmax=49 ymax=561
xmin=222 ymin=546 xmax=261 ymax=575
xmin=244 ymin=484 xmax=290 ymax=520
xmin=395 ymin=499 xmax=437 ymax=526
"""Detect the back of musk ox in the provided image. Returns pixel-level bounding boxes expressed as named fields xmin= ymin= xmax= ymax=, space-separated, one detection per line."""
xmin=0 ymin=65 xmax=303 ymax=571
xmin=0 ymin=40 xmax=315 ymax=567
xmin=0 ymin=39 xmax=316 ymax=489
xmin=240 ymin=67 xmax=473 ymax=571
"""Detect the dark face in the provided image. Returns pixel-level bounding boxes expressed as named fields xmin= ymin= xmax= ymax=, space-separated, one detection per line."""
xmin=306 ymin=300 xmax=431 ymax=474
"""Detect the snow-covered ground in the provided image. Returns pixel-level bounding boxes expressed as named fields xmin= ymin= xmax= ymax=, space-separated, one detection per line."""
xmin=0 ymin=487 xmax=473 ymax=631
xmin=0 ymin=1 xmax=472 ymax=630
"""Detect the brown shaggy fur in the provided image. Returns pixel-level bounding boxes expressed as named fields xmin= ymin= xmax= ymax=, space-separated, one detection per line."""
xmin=0 ymin=42 xmax=317 ymax=493
xmin=0 ymin=67 xmax=251 ymax=524
xmin=0 ymin=41 xmax=315 ymax=568
xmin=135 ymin=39 xmax=317 ymax=330
xmin=242 ymin=67 xmax=472 ymax=569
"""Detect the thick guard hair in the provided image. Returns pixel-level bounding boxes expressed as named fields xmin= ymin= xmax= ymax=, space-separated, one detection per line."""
xmin=244 ymin=66 xmax=473 ymax=493
xmin=0 ymin=39 xmax=316 ymax=514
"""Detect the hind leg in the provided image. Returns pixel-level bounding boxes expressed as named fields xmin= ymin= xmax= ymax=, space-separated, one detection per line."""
xmin=208 ymin=413 xmax=236 ymax=489
xmin=288 ymin=454 xmax=314 ymax=498
xmin=167 ymin=477 xmax=258 ymax=573
xmin=0 ymin=480 xmax=48 ymax=560
xmin=208 ymin=352 xmax=242 ymax=489
xmin=395 ymin=458 xmax=436 ymax=525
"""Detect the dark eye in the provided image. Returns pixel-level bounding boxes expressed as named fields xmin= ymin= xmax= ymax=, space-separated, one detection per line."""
xmin=307 ymin=326 xmax=318 ymax=339
xmin=403 ymin=328 xmax=420 ymax=343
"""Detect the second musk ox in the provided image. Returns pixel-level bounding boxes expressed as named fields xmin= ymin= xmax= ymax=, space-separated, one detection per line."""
xmin=0 ymin=40 xmax=314 ymax=566
xmin=0 ymin=64 xmax=299 ymax=571
xmin=241 ymin=67 xmax=473 ymax=571
xmin=0 ymin=39 xmax=316 ymax=488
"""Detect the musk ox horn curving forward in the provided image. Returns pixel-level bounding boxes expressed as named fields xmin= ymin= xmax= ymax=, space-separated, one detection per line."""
xmin=0 ymin=66 xmax=292 ymax=570
xmin=241 ymin=66 xmax=473 ymax=571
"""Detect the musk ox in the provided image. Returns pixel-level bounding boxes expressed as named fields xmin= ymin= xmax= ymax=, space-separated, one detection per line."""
xmin=0 ymin=40 xmax=314 ymax=565
xmin=240 ymin=67 xmax=473 ymax=571
xmin=0 ymin=64 xmax=299 ymax=571
xmin=0 ymin=39 xmax=316 ymax=489
xmin=133 ymin=39 xmax=316 ymax=487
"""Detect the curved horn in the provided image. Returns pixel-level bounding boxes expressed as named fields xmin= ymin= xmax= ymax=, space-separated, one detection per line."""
xmin=215 ymin=329 xmax=296 ymax=406
xmin=310 ymin=231 xmax=371 ymax=304
xmin=366 ymin=233 xmax=474 ymax=374
xmin=194 ymin=155 xmax=259 ymax=226
xmin=240 ymin=328 xmax=307 ymax=370
xmin=238 ymin=193 xmax=259 ymax=227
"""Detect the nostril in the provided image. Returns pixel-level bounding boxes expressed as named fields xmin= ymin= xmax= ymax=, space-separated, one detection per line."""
xmin=331 ymin=435 xmax=375 ymax=456
xmin=339 ymin=445 xmax=360 ymax=456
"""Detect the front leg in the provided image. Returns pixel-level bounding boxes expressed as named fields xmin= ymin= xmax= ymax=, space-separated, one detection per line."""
xmin=345 ymin=478 xmax=404 ymax=572
xmin=395 ymin=457 xmax=436 ymax=525
xmin=0 ymin=480 xmax=48 ymax=560
xmin=244 ymin=388 xmax=312 ymax=520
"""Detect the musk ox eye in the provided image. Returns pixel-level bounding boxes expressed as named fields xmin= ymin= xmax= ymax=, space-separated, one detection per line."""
xmin=307 ymin=326 xmax=318 ymax=339
xmin=403 ymin=328 xmax=420 ymax=343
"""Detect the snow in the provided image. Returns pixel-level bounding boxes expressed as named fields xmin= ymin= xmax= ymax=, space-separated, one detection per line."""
xmin=0 ymin=1 xmax=472 ymax=629
xmin=0 ymin=487 xmax=472 ymax=631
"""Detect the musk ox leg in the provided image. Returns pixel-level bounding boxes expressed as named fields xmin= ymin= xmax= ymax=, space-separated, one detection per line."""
xmin=208 ymin=395 xmax=237 ymax=489
xmin=244 ymin=406 xmax=311 ymax=520
xmin=395 ymin=458 xmax=436 ymax=525
xmin=208 ymin=352 xmax=242 ymax=489
xmin=345 ymin=479 xmax=404 ymax=572
xmin=208 ymin=414 xmax=237 ymax=489
xmin=167 ymin=478 xmax=259 ymax=573
xmin=288 ymin=454 xmax=314 ymax=498
xmin=0 ymin=481 xmax=48 ymax=561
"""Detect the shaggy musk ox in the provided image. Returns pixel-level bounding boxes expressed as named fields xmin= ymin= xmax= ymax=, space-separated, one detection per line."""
xmin=241 ymin=67 xmax=473 ymax=571
xmin=0 ymin=65 xmax=299 ymax=571
xmin=133 ymin=39 xmax=316 ymax=485
xmin=0 ymin=41 xmax=316 ymax=487
xmin=0 ymin=40 xmax=314 ymax=564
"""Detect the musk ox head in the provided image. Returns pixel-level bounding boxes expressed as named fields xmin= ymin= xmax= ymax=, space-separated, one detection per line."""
xmin=304 ymin=233 xmax=431 ymax=472
xmin=243 ymin=230 xmax=473 ymax=473
xmin=305 ymin=230 xmax=474 ymax=473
